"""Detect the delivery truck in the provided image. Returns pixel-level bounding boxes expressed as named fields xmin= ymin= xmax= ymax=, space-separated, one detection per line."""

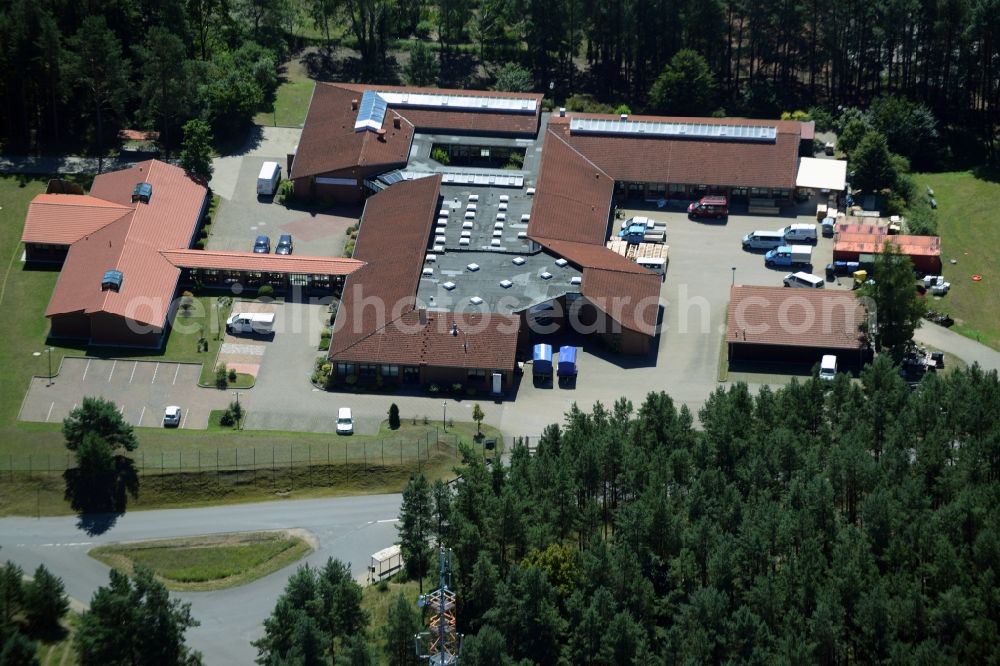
xmin=226 ymin=312 xmax=275 ymax=336
xmin=764 ymin=245 xmax=812 ymax=268
xmin=557 ymin=346 xmax=577 ymax=386
xmin=257 ymin=161 xmax=281 ymax=196
xmin=532 ymin=344 xmax=553 ymax=385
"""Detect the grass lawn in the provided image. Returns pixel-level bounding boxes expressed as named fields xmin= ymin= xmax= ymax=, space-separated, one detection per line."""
xmin=912 ymin=171 xmax=1000 ymax=350
xmin=254 ymin=79 xmax=315 ymax=128
xmin=361 ymin=576 xmax=424 ymax=659
xmin=90 ymin=531 xmax=312 ymax=591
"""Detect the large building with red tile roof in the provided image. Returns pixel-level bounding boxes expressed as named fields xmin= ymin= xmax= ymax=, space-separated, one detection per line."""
xmin=22 ymin=160 xmax=363 ymax=348
xmin=327 ymin=176 xmax=522 ymax=391
xmin=726 ymin=285 xmax=870 ymax=366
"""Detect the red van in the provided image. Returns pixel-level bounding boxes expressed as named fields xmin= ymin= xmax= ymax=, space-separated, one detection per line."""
xmin=687 ymin=196 xmax=729 ymax=219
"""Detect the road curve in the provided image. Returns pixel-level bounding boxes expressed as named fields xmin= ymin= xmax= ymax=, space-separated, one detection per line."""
xmin=0 ymin=495 xmax=403 ymax=664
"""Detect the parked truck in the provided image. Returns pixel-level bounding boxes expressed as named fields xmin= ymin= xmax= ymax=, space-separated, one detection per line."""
xmin=532 ymin=344 xmax=553 ymax=384
xmin=257 ymin=161 xmax=281 ymax=196
xmin=764 ymin=245 xmax=812 ymax=268
xmin=226 ymin=312 xmax=275 ymax=336
xmin=557 ymin=346 xmax=578 ymax=386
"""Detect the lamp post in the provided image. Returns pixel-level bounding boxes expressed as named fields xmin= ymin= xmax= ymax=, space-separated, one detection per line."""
xmin=731 ymin=266 xmax=736 ymax=286
xmin=232 ymin=391 xmax=242 ymax=430
xmin=33 ymin=348 xmax=53 ymax=386
xmin=442 ymin=401 xmax=447 ymax=432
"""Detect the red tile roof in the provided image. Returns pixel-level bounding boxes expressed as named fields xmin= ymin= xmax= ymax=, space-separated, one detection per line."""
xmin=834 ymin=233 xmax=941 ymax=257
xmin=160 ymin=249 xmax=365 ymax=275
xmin=22 ymin=194 xmax=132 ymax=245
xmin=45 ymin=161 xmax=207 ymax=329
xmin=528 ymin=130 xmax=614 ymax=245
xmin=549 ymin=113 xmax=802 ymax=189
xmin=533 ymin=237 xmax=650 ymax=274
xmin=293 ymin=84 xmax=542 ymax=180
xmin=291 ymin=84 xmax=415 ymax=180
xmin=727 ymin=285 xmax=866 ymax=350
xmin=328 ymin=175 xmax=519 ymax=370
xmin=582 ymin=269 xmax=662 ymax=336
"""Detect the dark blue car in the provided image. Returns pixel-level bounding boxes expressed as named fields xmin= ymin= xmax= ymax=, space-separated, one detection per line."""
xmin=253 ymin=235 xmax=270 ymax=253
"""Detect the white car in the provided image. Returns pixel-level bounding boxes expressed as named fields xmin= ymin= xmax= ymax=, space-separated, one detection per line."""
xmin=336 ymin=407 xmax=353 ymax=435
xmin=163 ymin=405 xmax=182 ymax=427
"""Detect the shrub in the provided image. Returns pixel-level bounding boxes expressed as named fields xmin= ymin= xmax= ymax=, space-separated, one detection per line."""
xmin=505 ymin=152 xmax=524 ymax=170
xmin=227 ymin=368 xmax=237 ymax=382
xmin=345 ymin=375 xmax=358 ymax=386
xmin=219 ymin=410 xmax=234 ymax=426
xmin=415 ymin=20 xmax=433 ymax=39
xmin=228 ymin=399 xmax=243 ymax=422
xmin=431 ymin=147 xmax=450 ymax=165
xmin=343 ymin=238 xmax=356 ymax=258
xmin=428 ymin=384 xmax=440 ymax=393
xmin=278 ymin=179 xmax=295 ymax=204
xmin=194 ymin=238 xmax=206 ymax=250
xmin=318 ymin=338 xmax=330 ymax=351
xmin=451 ymin=383 xmax=463 ymax=394
xmin=215 ymin=363 xmax=228 ymax=389
xmin=257 ymin=285 xmax=275 ymax=300
xmin=422 ymin=415 xmax=429 ymax=425
xmin=388 ymin=403 xmax=400 ymax=429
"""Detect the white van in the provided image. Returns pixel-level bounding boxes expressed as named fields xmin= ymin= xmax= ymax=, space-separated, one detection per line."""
xmin=742 ymin=230 xmax=785 ymax=250
xmin=257 ymin=161 xmax=281 ymax=196
xmin=336 ymin=407 xmax=353 ymax=435
xmin=819 ymin=355 xmax=837 ymax=380
xmin=781 ymin=223 xmax=818 ymax=243
xmin=783 ymin=271 xmax=825 ymax=288
xmin=636 ymin=257 xmax=667 ymax=275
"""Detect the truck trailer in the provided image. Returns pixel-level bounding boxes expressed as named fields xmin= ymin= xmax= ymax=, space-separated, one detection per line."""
xmin=532 ymin=344 xmax=553 ymax=384
xmin=557 ymin=346 xmax=578 ymax=386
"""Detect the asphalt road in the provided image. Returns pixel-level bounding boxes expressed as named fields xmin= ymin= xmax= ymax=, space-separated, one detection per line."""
xmin=0 ymin=495 xmax=402 ymax=664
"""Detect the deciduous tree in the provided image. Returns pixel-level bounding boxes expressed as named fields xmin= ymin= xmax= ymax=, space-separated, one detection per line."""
xmin=179 ymin=119 xmax=214 ymax=182
xmin=647 ymin=49 xmax=716 ymax=116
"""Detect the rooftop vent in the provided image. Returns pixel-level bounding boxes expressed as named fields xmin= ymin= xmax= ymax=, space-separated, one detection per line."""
xmin=467 ymin=263 xmax=480 ymax=272
xmin=101 ymin=269 xmax=123 ymax=292
xmin=422 ymin=267 xmax=434 ymax=276
xmin=351 ymin=98 xmax=359 ymax=110
xmin=499 ymin=279 xmax=513 ymax=288
xmin=526 ymin=187 xmax=536 ymax=196
xmin=570 ymin=276 xmax=582 ymax=285
xmin=620 ymin=113 xmax=628 ymax=120
xmin=470 ymin=296 xmax=484 ymax=305
xmin=559 ymin=107 xmax=566 ymax=117
xmin=512 ymin=257 xmax=526 ymax=265
xmin=540 ymin=271 xmax=553 ymax=280
xmin=555 ymin=258 xmax=568 ymax=267
xmin=131 ymin=182 xmax=152 ymax=204
xmin=443 ymin=281 xmax=456 ymax=290
xmin=451 ymin=323 xmax=459 ymax=336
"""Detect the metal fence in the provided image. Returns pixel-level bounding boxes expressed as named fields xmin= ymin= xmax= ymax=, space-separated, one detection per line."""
xmin=0 ymin=432 xmax=461 ymax=480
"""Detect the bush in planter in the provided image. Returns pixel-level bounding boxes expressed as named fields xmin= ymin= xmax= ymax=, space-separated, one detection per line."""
xmin=194 ymin=238 xmax=206 ymax=250
xmin=428 ymin=384 xmax=440 ymax=394
xmin=227 ymin=367 xmax=237 ymax=383
xmin=257 ymin=285 xmax=275 ymax=300
xmin=388 ymin=403 xmax=400 ymax=430
xmin=215 ymin=363 xmax=228 ymax=389
xmin=219 ymin=409 xmax=234 ymax=426
xmin=345 ymin=375 xmax=358 ymax=386
xmin=451 ymin=383 xmax=463 ymax=394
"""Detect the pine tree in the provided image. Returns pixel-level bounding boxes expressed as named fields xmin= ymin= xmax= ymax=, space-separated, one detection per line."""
xmin=397 ymin=474 xmax=432 ymax=592
xmin=179 ymin=119 xmax=214 ymax=182
xmin=382 ymin=592 xmax=420 ymax=666
xmin=0 ymin=629 xmax=39 ymax=666
xmin=23 ymin=565 xmax=69 ymax=639
xmin=388 ymin=403 xmax=400 ymax=430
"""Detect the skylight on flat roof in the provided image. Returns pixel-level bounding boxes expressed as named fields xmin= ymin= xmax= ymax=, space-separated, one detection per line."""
xmin=377 ymin=91 xmax=537 ymax=114
xmin=569 ymin=117 xmax=778 ymax=142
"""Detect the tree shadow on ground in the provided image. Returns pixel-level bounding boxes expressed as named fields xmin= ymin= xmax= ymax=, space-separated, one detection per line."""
xmin=214 ymin=124 xmax=264 ymax=158
xmin=303 ymin=48 xmax=401 ymax=85
xmin=438 ymin=52 xmax=486 ymax=90
xmin=63 ymin=457 xmax=139 ymax=536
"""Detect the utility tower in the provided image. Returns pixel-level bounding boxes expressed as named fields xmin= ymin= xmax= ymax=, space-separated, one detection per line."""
xmin=415 ymin=548 xmax=462 ymax=665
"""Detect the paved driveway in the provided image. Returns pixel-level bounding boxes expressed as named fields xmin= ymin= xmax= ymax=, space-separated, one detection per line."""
xmin=18 ymin=359 xmax=231 ymax=429
xmin=0 ymin=495 xmax=402 ymax=665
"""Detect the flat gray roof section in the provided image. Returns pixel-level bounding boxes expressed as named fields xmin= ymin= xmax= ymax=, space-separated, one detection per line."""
xmin=434 ymin=184 xmax=534 ymax=252
xmin=417 ymin=249 xmax=581 ymax=315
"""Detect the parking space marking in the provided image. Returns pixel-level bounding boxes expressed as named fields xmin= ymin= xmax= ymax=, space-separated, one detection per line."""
xmin=130 ymin=361 xmax=137 ymax=383
xmin=45 ymin=402 xmax=53 ymax=422
xmin=172 ymin=364 xmax=180 ymax=385
xmin=108 ymin=360 xmax=117 ymax=382
xmin=181 ymin=409 xmax=189 ymax=429
xmin=82 ymin=359 xmax=91 ymax=381
xmin=151 ymin=362 xmax=159 ymax=384
xmin=138 ymin=405 xmax=145 ymax=426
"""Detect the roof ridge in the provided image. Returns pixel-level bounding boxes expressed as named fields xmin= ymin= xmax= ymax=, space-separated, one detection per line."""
xmin=544 ymin=127 xmax=612 ymax=180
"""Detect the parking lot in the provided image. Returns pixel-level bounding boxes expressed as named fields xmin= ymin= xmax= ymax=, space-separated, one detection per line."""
xmin=18 ymin=359 xmax=232 ymax=429
xmin=209 ymin=154 xmax=358 ymax=258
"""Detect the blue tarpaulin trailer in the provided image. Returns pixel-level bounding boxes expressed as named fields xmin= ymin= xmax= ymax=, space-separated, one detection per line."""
xmin=533 ymin=344 xmax=553 ymax=379
xmin=557 ymin=346 xmax=577 ymax=378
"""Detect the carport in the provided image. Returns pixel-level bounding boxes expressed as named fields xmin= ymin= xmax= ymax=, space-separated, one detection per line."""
xmin=796 ymin=157 xmax=847 ymax=191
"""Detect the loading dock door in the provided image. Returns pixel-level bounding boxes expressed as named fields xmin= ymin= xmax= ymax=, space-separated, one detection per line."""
xmin=492 ymin=372 xmax=502 ymax=395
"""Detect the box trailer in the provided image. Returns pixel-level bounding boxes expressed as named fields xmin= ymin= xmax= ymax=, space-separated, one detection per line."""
xmin=257 ymin=161 xmax=281 ymax=196
xmin=557 ymin=346 xmax=577 ymax=385
xmin=532 ymin=344 xmax=553 ymax=383
xmin=764 ymin=245 xmax=812 ymax=268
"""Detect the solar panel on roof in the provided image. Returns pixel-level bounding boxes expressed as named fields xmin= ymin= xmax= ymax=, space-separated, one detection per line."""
xmin=376 ymin=91 xmax=537 ymax=114
xmin=569 ymin=117 xmax=777 ymax=143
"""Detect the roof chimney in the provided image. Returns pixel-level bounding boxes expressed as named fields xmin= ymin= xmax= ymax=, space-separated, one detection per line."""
xmin=419 ymin=310 xmax=427 ymax=325
xmin=620 ymin=113 xmax=629 ymax=121
xmin=376 ymin=128 xmax=387 ymax=141
xmin=451 ymin=323 xmax=459 ymax=337
xmin=393 ymin=116 xmax=401 ymax=129
xmin=351 ymin=98 xmax=359 ymax=110
xmin=559 ymin=107 xmax=566 ymax=117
